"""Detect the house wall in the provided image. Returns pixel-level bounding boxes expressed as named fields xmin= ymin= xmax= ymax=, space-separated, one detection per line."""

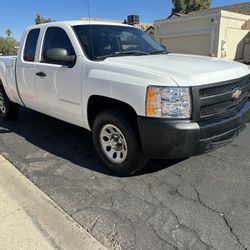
xmin=145 ymin=27 xmax=155 ymax=38
xmin=154 ymin=13 xmax=221 ymax=56
xmin=218 ymin=11 xmax=250 ymax=60
xmin=154 ymin=10 xmax=250 ymax=60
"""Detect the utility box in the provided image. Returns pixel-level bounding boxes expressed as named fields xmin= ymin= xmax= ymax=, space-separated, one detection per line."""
xmin=127 ymin=15 xmax=140 ymax=25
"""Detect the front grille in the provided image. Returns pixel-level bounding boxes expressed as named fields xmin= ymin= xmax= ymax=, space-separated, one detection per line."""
xmin=199 ymin=80 xmax=249 ymax=97
xmin=200 ymin=93 xmax=248 ymax=117
xmin=193 ymin=74 xmax=250 ymax=121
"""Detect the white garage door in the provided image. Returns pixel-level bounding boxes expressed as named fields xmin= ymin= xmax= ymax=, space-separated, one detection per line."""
xmin=160 ymin=33 xmax=211 ymax=56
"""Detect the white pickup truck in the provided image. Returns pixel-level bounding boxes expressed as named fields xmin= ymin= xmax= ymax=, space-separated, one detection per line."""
xmin=0 ymin=21 xmax=250 ymax=176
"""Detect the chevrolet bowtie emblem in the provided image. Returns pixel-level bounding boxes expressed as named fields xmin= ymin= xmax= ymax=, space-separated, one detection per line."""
xmin=232 ymin=89 xmax=242 ymax=99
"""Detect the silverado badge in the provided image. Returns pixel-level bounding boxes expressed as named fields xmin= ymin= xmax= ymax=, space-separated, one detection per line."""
xmin=232 ymin=89 xmax=242 ymax=100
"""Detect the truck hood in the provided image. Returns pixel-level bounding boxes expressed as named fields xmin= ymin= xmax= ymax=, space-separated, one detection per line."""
xmin=105 ymin=53 xmax=250 ymax=87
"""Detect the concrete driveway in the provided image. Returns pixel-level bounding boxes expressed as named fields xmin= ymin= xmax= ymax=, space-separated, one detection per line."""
xmin=0 ymin=107 xmax=249 ymax=250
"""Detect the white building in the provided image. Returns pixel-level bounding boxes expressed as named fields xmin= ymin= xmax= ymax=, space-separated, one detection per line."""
xmin=154 ymin=3 xmax=250 ymax=61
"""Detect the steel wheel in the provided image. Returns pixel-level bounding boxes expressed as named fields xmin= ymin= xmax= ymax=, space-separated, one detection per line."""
xmin=99 ymin=124 xmax=128 ymax=164
xmin=92 ymin=109 xmax=148 ymax=176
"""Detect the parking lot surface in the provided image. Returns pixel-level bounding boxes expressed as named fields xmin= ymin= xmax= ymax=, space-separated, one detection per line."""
xmin=0 ymin=107 xmax=249 ymax=250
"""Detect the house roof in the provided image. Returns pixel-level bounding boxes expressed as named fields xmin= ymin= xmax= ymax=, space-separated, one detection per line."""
xmin=166 ymin=2 xmax=250 ymax=20
xmin=188 ymin=2 xmax=250 ymax=17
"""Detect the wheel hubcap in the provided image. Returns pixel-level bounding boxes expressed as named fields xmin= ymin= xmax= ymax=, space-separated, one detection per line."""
xmin=99 ymin=124 xmax=128 ymax=164
xmin=0 ymin=92 xmax=6 ymax=114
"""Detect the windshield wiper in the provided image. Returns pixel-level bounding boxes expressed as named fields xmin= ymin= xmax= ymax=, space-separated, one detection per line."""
xmin=95 ymin=50 xmax=149 ymax=60
xmin=115 ymin=50 xmax=150 ymax=56
xmin=149 ymin=50 xmax=168 ymax=55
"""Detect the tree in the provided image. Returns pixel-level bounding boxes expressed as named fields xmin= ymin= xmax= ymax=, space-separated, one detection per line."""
xmin=172 ymin=0 xmax=211 ymax=14
xmin=35 ymin=13 xmax=55 ymax=24
xmin=0 ymin=30 xmax=18 ymax=56
xmin=5 ymin=29 xmax=12 ymax=38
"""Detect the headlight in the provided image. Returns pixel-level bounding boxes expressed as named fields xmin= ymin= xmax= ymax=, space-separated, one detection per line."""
xmin=146 ymin=86 xmax=192 ymax=118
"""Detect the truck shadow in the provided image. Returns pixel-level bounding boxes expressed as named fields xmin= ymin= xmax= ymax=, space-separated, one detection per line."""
xmin=0 ymin=107 xmax=183 ymax=176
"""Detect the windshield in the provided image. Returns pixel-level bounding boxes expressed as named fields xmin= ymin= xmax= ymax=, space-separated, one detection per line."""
xmin=73 ymin=25 xmax=166 ymax=61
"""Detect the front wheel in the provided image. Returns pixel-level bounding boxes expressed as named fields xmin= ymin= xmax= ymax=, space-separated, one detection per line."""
xmin=92 ymin=109 xmax=147 ymax=176
xmin=0 ymin=85 xmax=19 ymax=120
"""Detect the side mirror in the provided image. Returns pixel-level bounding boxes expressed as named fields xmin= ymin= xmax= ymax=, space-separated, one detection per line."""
xmin=43 ymin=48 xmax=76 ymax=66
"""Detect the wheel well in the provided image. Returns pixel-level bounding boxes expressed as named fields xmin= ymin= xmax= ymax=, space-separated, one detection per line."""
xmin=87 ymin=96 xmax=138 ymax=129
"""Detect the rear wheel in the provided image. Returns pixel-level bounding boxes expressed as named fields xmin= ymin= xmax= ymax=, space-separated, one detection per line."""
xmin=0 ymin=85 xmax=19 ymax=120
xmin=92 ymin=109 xmax=147 ymax=176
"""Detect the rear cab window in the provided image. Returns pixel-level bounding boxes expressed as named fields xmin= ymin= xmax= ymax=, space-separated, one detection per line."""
xmin=23 ymin=29 xmax=40 ymax=62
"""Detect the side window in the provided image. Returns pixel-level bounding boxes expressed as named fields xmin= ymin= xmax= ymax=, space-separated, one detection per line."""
xmin=42 ymin=27 xmax=75 ymax=63
xmin=23 ymin=29 xmax=40 ymax=62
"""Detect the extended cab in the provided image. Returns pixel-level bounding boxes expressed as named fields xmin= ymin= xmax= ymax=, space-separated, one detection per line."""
xmin=0 ymin=21 xmax=249 ymax=176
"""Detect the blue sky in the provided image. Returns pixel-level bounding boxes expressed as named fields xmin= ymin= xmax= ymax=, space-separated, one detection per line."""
xmin=0 ymin=0 xmax=249 ymax=40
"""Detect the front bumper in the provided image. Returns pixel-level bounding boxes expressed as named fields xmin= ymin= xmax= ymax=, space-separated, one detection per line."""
xmin=138 ymin=101 xmax=250 ymax=159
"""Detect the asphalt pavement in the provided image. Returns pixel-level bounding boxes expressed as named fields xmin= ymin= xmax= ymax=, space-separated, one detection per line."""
xmin=0 ymin=107 xmax=249 ymax=250
xmin=0 ymin=155 xmax=107 ymax=250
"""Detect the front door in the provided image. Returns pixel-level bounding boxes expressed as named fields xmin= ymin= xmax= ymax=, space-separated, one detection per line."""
xmin=35 ymin=26 xmax=82 ymax=125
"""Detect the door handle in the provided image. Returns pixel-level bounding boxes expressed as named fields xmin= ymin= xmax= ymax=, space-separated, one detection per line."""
xmin=36 ymin=72 xmax=46 ymax=77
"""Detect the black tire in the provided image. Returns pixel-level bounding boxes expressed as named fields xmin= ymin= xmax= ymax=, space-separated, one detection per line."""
xmin=92 ymin=109 xmax=148 ymax=176
xmin=0 ymin=85 xmax=19 ymax=120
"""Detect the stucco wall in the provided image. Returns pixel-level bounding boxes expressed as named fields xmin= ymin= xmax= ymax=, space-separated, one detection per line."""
xmin=154 ymin=10 xmax=250 ymax=60
xmin=218 ymin=11 xmax=250 ymax=60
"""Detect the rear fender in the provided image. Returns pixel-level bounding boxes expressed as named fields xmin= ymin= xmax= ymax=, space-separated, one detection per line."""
xmin=0 ymin=61 xmax=7 ymax=88
xmin=0 ymin=61 xmax=19 ymax=103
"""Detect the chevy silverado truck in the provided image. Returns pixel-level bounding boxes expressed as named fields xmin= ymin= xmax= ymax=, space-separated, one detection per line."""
xmin=0 ymin=21 xmax=249 ymax=176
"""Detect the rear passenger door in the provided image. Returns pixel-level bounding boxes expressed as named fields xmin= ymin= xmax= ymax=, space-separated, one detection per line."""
xmin=35 ymin=26 xmax=82 ymax=124
xmin=16 ymin=29 xmax=40 ymax=109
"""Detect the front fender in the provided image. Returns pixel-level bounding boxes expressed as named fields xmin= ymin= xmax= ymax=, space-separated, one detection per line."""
xmin=80 ymin=59 xmax=177 ymax=129
xmin=85 ymin=68 xmax=148 ymax=116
